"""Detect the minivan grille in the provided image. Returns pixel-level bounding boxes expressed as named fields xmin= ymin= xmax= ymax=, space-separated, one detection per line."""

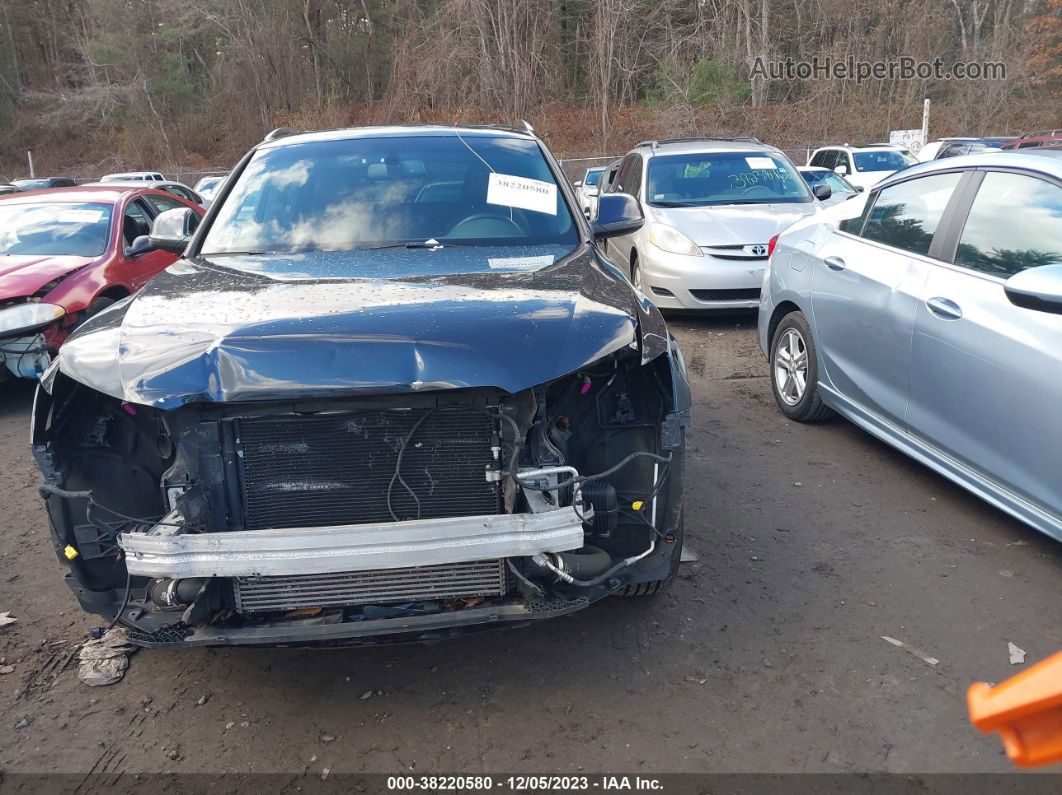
xmin=235 ymin=407 xmax=499 ymax=531
xmin=233 ymin=560 xmax=508 ymax=612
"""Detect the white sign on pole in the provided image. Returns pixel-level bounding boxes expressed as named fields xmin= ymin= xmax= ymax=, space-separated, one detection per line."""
xmin=889 ymin=129 xmax=925 ymax=154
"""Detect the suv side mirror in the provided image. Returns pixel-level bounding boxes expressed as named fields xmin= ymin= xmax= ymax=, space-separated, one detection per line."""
xmin=834 ymin=164 xmax=848 ymax=176
xmin=591 ymin=193 xmax=643 ymax=239
xmin=149 ymin=207 xmax=199 ymax=254
xmin=1004 ymin=263 xmax=1062 ymax=315
xmin=573 ymin=180 xmax=583 ymax=188
xmin=812 ymin=184 xmax=833 ymax=201
xmin=127 ymin=234 xmax=156 ymax=257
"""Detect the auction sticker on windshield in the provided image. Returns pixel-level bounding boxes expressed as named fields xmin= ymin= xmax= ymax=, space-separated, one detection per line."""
xmin=745 ymin=157 xmax=780 ymax=170
xmin=487 ymin=173 xmax=557 ymax=215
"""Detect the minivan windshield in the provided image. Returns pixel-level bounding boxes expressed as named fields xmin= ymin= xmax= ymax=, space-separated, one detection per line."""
xmin=646 ymin=152 xmax=812 ymax=207
xmin=201 ymin=134 xmax=579 ymax=257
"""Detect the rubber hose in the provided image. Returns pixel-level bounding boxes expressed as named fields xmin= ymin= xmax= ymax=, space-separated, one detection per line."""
xmin=551 ymin=545 xmax=612 ymax=579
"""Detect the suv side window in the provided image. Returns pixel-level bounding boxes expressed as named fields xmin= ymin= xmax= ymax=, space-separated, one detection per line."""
xmin=611 ymin=154 xmax=638 ymax=196
xmin=860 ymin=172 xmax=963 ymax=256
xmin=953 ymin=171 xmax=1062 ymax=277
xmin=811 ymin=149 xmax=836 ymax=169
xmin=625 ymin=154 xmax=644 ymax=198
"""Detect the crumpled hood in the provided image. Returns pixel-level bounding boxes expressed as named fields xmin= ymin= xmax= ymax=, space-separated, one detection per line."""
xmin=55 ymin=245 xmax=665 ymax=408
xmin=0 ymin=254 xmax=95 ymax=299
xmin=651 ymin=203 xmax=817 ymax=247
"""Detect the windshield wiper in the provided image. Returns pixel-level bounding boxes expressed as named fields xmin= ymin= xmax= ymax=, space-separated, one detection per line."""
xmin=364 ymin=239 xmax=475 ymax=251
xmin=201 ymin=250 xmax=280 ymax=256
xmin=649 ymin=201 xmax=700 ymax=208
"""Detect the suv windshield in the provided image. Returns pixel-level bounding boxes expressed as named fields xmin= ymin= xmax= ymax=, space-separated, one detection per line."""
xmin=584 ymin=169 xmax=603 ymax=186
xmin=646 ymin=152 xmax=812 ymax=207
xmin=0 ymin=202 xmax=113 ymax=257
xmin=853 ymin=150 xmax=915 ymax=171
xmin=201 ymin=134 xmax=578 ymax=256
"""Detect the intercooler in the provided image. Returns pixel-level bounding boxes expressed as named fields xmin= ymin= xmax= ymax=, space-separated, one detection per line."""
xmin=233 ymin=406 xmax=500 ymax=531
xmin=233 ymin=559 xmax=508 ymax=612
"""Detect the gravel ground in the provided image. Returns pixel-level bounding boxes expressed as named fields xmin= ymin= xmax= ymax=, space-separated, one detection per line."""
xmin=0 ymin=314 xmax=1059 ymax=777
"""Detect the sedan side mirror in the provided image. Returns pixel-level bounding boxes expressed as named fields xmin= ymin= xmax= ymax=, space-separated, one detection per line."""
xmin=127 ymin=234 xmax=156 ymax=257
xmin=149 ymin=207 xmax=199 ymax=254
xmin=591 ymin=193 xmax=643 ymax=239
xmin=1004 ymin=263 xmax=1062 ymax=315
xmin=855 ymin=185 xmax=865 ymax=193
xmin=812 ymin=184 xmax=833 ymax=201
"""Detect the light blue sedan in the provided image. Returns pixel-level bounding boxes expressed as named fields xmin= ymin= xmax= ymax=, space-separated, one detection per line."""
xmin=758 ymin=151 xmax=1062 ymax=541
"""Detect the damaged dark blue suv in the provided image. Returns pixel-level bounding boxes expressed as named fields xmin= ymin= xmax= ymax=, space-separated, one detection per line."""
xmin=32 ymin=124 xmax=691 ymax=647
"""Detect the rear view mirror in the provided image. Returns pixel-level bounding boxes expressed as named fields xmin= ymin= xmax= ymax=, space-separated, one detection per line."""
xmin=591 ymin=193 xmax=643 ymax=239
xmin=1004 ymin=263 xmax=1062 ymax=314
xmin=149 ymin=207 xmax=199 ymax=254
xmin=812 ymin=184 xmax=832 ymax=201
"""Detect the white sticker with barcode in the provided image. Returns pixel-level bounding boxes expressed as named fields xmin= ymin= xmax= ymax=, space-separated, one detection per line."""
xmin=745 ymin=157 xmax=779 ymax=170
xmin=487 ymin=255 xmax=555 ymax=271
xmin=59 ymin=209 xmax=105 ymax=223
xmin=486 ymin=173 xmax=557 ymax=215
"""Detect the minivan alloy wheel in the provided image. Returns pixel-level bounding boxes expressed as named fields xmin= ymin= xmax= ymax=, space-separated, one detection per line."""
xmin=774 ymin=328 xmax=808 ymax=405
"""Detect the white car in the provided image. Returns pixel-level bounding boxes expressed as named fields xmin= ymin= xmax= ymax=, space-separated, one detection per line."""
xmin=574 ymin=166 xmax=605 ymax=217
xmin=806 ymin=145 xmax=916 ymax=190
xmin=599 ymin=138 xmax=823 ymax=310
xmin=797 ymin=166 xmax=861 ymax=207
xmin=100 ymin=171 xmax=165 ymax=182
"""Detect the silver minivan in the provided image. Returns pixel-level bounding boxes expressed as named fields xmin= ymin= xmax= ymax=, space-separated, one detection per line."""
xmin=758 ymin=151 xmax=1062 ymax=541
xmin=600 ymin=139 xmax=826 ymax=311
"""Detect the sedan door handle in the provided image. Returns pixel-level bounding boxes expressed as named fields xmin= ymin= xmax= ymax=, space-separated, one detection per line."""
xmin=824 ymin=256 xmax=846 ymax=271
xmin=927 ymin=297 xmax=963 ymax=320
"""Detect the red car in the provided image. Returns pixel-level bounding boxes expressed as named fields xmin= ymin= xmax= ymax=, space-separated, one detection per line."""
xmin=1002 ymin=129 xmax=1062 ymax=150
xmin=0 ymin=185 xmax=204 ymax=380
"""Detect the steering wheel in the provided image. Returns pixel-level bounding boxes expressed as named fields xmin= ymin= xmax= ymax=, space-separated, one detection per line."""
xmin=448 ymin=212 xmax=525 ymax=238
xmin=741 ymin=184 xmax=775 ymax=197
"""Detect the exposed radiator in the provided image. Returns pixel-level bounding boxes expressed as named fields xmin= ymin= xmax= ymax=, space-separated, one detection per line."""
xmin=233 ymin=559 xmax=508 ymax=612
xmin=234 ymin=406 xmax=499 ymax=531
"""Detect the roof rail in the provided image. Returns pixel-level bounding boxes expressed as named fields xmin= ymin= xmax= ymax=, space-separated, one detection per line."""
xmin=263 ymin=127 xmax=299 ymax=143
xmin=635 ymin=136 xmax=763 ymax=149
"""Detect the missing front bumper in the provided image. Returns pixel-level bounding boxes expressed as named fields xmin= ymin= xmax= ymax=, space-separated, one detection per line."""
xmin=119 ymin=507 xmax=586 ymax=579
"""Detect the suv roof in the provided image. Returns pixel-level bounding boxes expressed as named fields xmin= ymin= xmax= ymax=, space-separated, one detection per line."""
xmin=630 ymin=137 xmax=775 ymax=156
xmin=817 ymin=143 xmax=904 ymax=152
xmin=259 ymin=123 xmax=537 ymax=150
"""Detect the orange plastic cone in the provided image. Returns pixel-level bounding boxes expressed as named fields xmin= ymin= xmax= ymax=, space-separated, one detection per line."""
xmin=968 ymin=651 xmax=1062 ymax=768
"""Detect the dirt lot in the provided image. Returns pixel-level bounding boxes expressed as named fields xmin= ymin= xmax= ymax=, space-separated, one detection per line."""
xmin=1 ymin=314 xmax=1059 ymax=778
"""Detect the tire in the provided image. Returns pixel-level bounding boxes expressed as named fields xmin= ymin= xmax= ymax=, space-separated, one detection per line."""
xmin=618 ymin=510 xmax=683 ymax=597
xmin=769 ymin=311 xmax=834 ymax=422
xmin=629 ymin=251 xmax=643 ymax=292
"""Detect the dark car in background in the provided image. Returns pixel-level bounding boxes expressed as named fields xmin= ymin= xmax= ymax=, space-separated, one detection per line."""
xmin=0 ymin=186 xmax=204 ymax=380
xmin=12 ymin=177 xmax=77 ymax=190
xmin=32 ymin=124 xmax=690 ymax=648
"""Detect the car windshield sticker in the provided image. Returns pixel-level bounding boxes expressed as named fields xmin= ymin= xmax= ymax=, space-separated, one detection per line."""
xmin=486 ymin=255 xmax=555 ymax=270
xmin=59 ymin=209 xmax=105 ymax=223
xmin=745 ymin=157 xmax=779 ymax=170
xmin=486 ymin=173 xmax=557 ymax=215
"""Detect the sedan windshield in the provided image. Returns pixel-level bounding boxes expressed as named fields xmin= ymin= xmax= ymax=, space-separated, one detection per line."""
xmin=801 ymin=170 xmax=856 ymax=195
xmin=646 ymin=152 xmax=812 ymax=206
xmin=201 ymin=135 xmax=578 ymax=257
xmin=0 ymin=202 xmax=113 ymax=257
xmin=853 ymin=150 xmax=915 ymax=172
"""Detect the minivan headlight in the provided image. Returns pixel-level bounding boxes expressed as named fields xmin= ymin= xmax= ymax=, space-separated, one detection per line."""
xmin=648 ymin=223 xmax=702 ymax=257
xmin=0 ymin=302 xmax=65 ymax=337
